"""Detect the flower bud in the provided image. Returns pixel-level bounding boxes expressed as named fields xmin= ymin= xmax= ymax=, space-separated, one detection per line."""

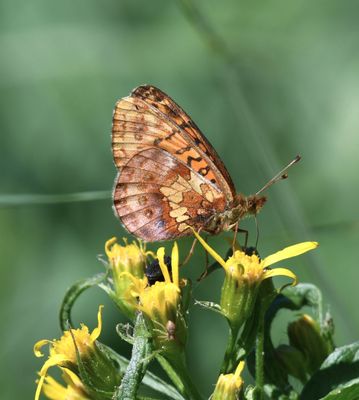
xmin=105 ymin=237 xmax=149 ymax=318
xmin=212 ymin=361 xmax=245 ymax=400
xmin=288 ymin=314 xmax=330 ymax=374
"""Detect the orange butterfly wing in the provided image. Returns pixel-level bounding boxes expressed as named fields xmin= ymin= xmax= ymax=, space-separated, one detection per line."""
xmin=112 ymin=85 xmax=236 ymax=241
xmin=114 ymin=148 xmax=226 ymax=241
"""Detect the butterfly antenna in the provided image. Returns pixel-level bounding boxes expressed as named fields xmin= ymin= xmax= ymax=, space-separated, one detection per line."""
xmin=256 ymin=155 xmax=301 ymax=196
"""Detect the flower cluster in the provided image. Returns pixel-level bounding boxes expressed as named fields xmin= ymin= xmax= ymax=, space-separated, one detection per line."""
xmin=33 ymin=232 xmax=329 ymax=400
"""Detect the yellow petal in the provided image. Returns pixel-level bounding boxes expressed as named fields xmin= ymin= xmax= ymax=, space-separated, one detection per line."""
xmin=35 ymin=375 xmax=46 ymax=400
xmin=172 ymin=242 xmax=179 ymax=288
xmin=263 ymin=267 xmax=298 ymax=285
xmin=192 ymin=229 xmax=226 ymax=269
xmin=234 ymin=361 xmax=245 ymax=378
xmin=62 ymin=367 xmax=83 ymax=387
xmin=157 ymin=247 xmax=171 ymax=283
xmin=35 ymin=354 xmax=69 ymax=400
xmin=90 ymin=305 xmax=104 ymax=342
xmin=262 ymin=242 xmax=318 ymax=268
xmin=42 ymin=374 xmax=66 ymax=398
xmin=34 ymin=340 xmax=52 ymax=357
xmin=105 ymin=237 xmax=117 ymax=258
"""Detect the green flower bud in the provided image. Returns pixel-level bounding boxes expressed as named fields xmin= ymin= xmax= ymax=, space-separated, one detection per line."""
xmin=288 ymin=314 xmax=331 ymax=374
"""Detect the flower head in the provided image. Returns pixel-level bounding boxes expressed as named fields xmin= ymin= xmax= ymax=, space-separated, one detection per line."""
xmin=212 ymin=361 xmax=245 ymax=400
xmin=34 ymin=306 xmax=120 ymax=400
xmin=132 ymin=242 xmax=187 ymax=352
xmin=194 ymin=231 xmax=318 ymax=330
xmin=105 ymin=237 xmax=148 ymax=278
xmin=105 ymin=237 xmax=151 ymax=318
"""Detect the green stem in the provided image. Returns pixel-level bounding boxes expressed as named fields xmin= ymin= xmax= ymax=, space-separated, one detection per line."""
xmin=221 ymin=326 xmax=239 ymax=374
xmin=114 ymin=313 xmax=151 ymax=400
xmin=157 ymin=353 xmax=203 ymax=400
xmin=255 ymin=317 xmax=265 ymax=400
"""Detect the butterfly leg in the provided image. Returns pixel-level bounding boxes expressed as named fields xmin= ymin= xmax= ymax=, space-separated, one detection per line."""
xmin=232 ymin=224 xmax=249 ymax=253
xmin=232 ymin=222 xmax=239 ymax=252
xmin=181 ymin=236 xmax=199 ymax=267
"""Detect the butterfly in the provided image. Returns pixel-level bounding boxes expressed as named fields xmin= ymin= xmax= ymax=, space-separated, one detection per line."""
xmin=112 ymin=85 xmax=267 ymax=242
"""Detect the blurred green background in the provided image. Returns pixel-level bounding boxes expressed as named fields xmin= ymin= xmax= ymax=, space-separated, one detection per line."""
xmin=1 ymin=1 xmax=358 ymax=398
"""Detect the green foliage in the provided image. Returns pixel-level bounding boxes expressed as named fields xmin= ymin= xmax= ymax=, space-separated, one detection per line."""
xmin=1 ymin=0 xmax=358 ymax=398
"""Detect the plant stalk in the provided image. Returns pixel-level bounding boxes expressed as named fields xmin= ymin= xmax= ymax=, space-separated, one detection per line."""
xmin=255 ymin=316 xmax=265 ymax=400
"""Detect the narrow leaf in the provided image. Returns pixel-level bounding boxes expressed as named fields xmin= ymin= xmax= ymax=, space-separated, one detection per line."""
xmin=59 ymin=273 xmax=106 ymax=331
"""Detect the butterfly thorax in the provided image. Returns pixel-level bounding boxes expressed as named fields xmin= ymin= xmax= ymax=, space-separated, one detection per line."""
xmin=203 ymin=194 xmax=267 ymax=234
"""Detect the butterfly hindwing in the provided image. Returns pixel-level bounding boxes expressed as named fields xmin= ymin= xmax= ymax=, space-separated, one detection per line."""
xmin=113 ymin=148 xmax=227 ymax=241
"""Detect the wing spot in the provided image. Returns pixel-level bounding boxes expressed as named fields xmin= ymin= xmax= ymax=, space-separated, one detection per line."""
xmin=175 ymin=146 xmax=192 ymax=155
xmin=187 ymin=156 xmax=202 ymax=167
xmin=143 ymin=172 xmax=154 ymax=181
xmin=199 ymin=166 xmax=210 ymax=176
xmin=138 ymin=195 xmax=148 ymax=206
xmin=145 ymin=209 xmax=154 ymax=218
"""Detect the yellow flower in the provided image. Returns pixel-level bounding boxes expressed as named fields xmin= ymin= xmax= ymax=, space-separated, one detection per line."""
xmin=105 ymin=237 xmax=151 ymax=318
xmin=194 ymin=232 xmax=318 ymax=285
xmin=105 ymin=237 xmax=149 ymax=278
xmin=41 ymin=368 xmax=91 ymax=400
xmin=212 ymin=361 xmax=245 ymax=400
xmin=133 ymin=243 xmax=187 ymax=351
xmin=34 ymin=306 xmax=120 ymax=400
xmin=194 ymin=231 xmax=318 ymax=330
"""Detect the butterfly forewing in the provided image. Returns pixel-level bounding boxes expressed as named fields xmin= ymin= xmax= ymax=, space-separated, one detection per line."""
xmin=131 ymin=85 xmax=236 ymax=199
xmin=112 ymin=85 xmax=236 ymax=241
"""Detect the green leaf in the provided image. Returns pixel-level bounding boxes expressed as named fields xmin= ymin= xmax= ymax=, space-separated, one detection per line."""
xmin=116 ymin=322 xmax=135 ymax=344
xmin=281 ymin=283 xmax=323 ymax=321
xmin=319 ymin=378 xmax=359 ymax=400
xmin=321 ymin=342 xmax=359 ymax=368
xmin=194 ymin=300 xmax=223 ymax=315
xmin=59 ymin=272 xmax=106 ymax=331
xmin=300 ymin=342 xmax=359 ymax=400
